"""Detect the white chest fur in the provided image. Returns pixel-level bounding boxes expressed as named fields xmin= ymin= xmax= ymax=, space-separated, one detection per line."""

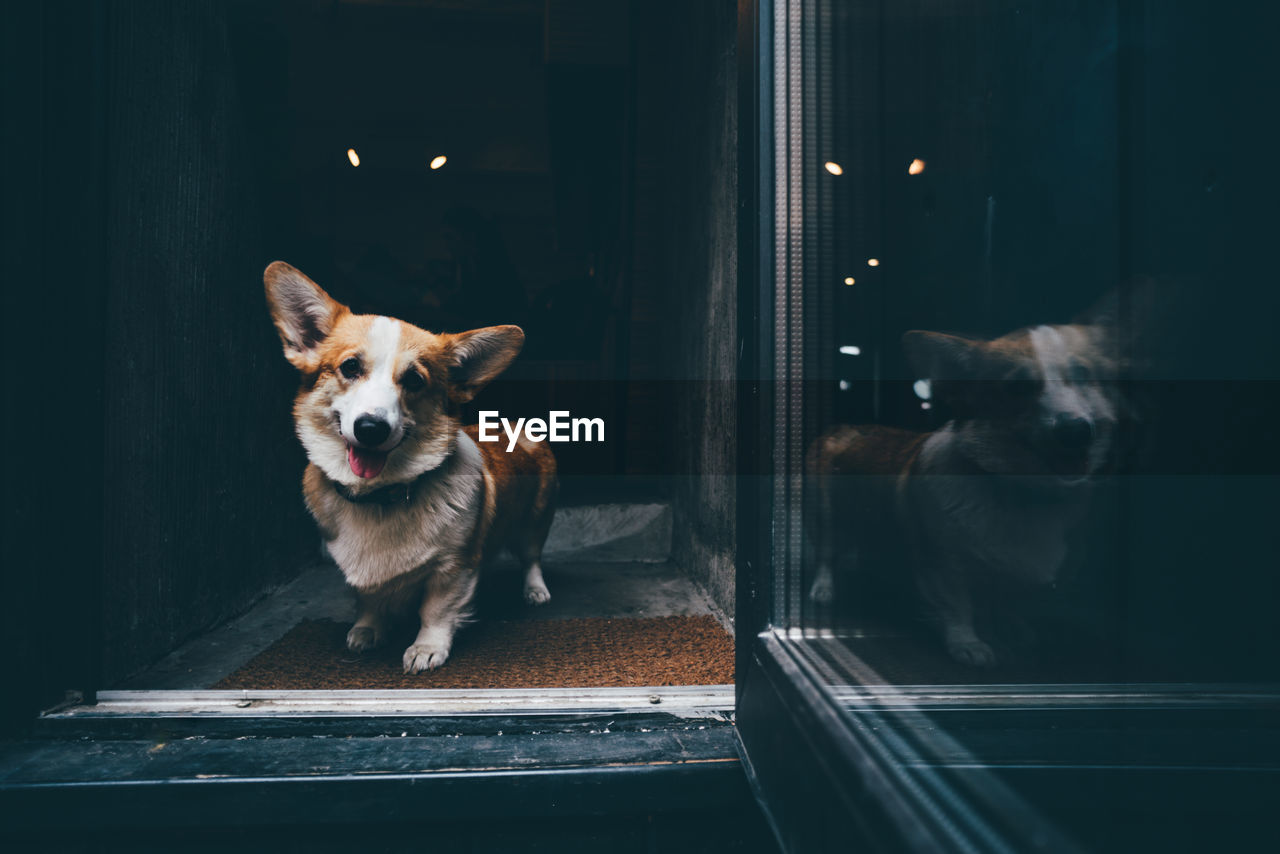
xmin=309 ymin=430 xmax=486 ymax=592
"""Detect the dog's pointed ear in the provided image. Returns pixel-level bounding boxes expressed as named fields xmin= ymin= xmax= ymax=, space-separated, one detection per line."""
xmin=445 ymin=325 xmax=525 ymax=403
xmin=902 ymin=330 xmax=985 ymax=381
xmin=264 ymin=261 xmax=346 ymax=370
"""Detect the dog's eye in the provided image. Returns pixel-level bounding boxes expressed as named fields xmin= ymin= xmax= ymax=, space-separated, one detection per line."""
xmin=1001 ymin=367 xmax=1039 ymax=397
xmin=339 ymin=358 xmax=363 ymax=379
xmin=401 ymin=369 xmax=426 ymax=392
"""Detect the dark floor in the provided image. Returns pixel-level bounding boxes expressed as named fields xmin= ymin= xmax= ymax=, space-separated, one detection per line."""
xmin=117 ymin=497 xmax=732 ymax=690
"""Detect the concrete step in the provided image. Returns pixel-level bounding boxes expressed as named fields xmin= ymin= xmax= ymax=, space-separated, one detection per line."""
xmin=542 ymin=502 xmax=671 ymax=563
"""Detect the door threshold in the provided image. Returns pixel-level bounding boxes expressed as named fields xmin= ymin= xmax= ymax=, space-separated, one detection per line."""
xmin=49 ymin=685 xmax=736 ymax=720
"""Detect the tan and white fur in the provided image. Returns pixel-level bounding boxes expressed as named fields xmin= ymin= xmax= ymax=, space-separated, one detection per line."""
xmin=807 ymin=322 xmax=1119 ymax=667
xmin=265 ymin=261 xmax=557 ymax=673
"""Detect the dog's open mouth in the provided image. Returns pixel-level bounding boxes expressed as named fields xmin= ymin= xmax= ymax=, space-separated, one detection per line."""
xmin=347 ymin=444 xmax=388 ymax=479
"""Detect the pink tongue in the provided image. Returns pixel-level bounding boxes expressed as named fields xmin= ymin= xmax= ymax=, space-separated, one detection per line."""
xmin=348 ymin=445 xmax=388 ymax=479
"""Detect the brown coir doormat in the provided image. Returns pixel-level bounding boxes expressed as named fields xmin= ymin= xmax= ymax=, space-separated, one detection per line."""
xmin=215 ymin=616 xmax=734 ymax=689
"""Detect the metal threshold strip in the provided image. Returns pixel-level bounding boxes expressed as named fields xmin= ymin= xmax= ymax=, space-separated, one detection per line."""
xmin=50 ymin=685 xmax=737 ymax=720
xmin=824 ymin=683 xmax=1280 ymax=710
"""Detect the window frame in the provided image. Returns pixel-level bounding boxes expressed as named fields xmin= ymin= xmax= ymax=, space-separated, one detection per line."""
xmin=731 ymin=5 xmax=1046 ymax=848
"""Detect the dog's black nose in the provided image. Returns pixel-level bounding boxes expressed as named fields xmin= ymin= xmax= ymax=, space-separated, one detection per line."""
xmin=1053 ymin=414 xmax=1093 ymax=449
xmin=353 ymin=414 xmax=391 ymax=447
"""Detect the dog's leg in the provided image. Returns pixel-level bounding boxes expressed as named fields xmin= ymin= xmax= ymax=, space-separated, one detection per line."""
xmin=916 ymin=564 xmax=995 ymax=667
xmin=403 ymin=567 xmax=479 ymax=673
xmin=346 ymin=592 xmax=386 ymax=652
xmin=515 ymin=483 xmax=555 ymax=606
xmin=516 ymin=527 xmax=552 ymax=605
xmin=809 ymin=564 xmax=835 ymax=604
xmin=522 ymin=560 xmax=551 ymax=605
xmin=807 ymin=511 xmax=841 ymax=604
xmin=806 ymin=470 xmax=839 ymax=604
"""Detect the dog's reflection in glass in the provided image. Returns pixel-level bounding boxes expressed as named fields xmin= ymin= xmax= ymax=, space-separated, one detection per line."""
xmin=807 ymin=320 xmax=1121 ymax=668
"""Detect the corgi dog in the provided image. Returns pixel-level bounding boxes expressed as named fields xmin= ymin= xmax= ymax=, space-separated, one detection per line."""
xmin=807 ymin=322 xmax=1119 ymax=667
xmin=264 ymin=261 xmax=557 ymax=673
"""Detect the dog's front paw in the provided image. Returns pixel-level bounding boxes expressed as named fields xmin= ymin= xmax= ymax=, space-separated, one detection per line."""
xmin=809 ymin=574 xmax=834 ymax=603
xmin=403 ymin=643 xmax=450 ymax=673
xmin=947 ymin=638 xmax=996 ymax=668
xmin=524 ymin=579 xmax=551 ymax=605
xmin=346 ymin=625 xmax=381 ymax=652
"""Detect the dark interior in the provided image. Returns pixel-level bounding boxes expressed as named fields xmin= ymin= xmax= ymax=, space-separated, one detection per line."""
xmin=77 ymin=0 xmax=738 ymax=687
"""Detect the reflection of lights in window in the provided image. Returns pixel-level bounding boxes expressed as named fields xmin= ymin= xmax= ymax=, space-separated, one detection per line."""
xmin=839 ymin=380 xmax=851 ymax=391
xmin=843 ymin=276 xmax=855 ymax=286
xmin=866 ymin=258 xmax=880 ymax=267
xmin=824 ymin=161 xmax=843 ymax=175
xmin=839 ymin=345 xmax=861 ymax=356
xmin=908 ymin=158 xmax=926 ymax=175
xmin=430 ymin=155 xmax=447 ymax=170
xmin=347 ymin=148 xmax=360 ymax=167
xmin=913 ymin=379 xmax=932 ymax=400
xmin=921 ymin=401 xmax=932 ymax=410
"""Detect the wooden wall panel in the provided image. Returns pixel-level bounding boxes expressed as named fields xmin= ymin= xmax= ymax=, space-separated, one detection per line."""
xmin=1 ymin=0 xmax=109 ymax=725
xmin=100 ymin=0 xmax=314 ymax=684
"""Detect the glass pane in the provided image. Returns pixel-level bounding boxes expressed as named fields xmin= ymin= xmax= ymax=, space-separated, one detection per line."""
xmin=791 ymin=0 xmax=1279 ymax=685
xmin=776 ymin=1 xmax=1280 ymax=848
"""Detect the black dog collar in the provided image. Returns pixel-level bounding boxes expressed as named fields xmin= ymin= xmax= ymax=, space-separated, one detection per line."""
xmin=331 ymin=476 xmax=421 ymax=507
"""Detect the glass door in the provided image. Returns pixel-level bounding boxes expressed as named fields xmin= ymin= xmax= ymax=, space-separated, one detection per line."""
xmin=735 ymin=1 xmax=1280 ymax=851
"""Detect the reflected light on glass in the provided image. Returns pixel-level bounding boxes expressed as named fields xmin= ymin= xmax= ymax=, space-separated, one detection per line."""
xmin=839 ymin=345 xmax=861 ymax=356
xmin=913 ymin=379 xmax=932 ymax=400
xmin=908 ymin=158 xmax=926 ymax=175
xmin=921 ymin=401 xmax=932 ymax=410
xmin=824 ymin=161 xmax=844 ymax=175
xmin=843 ymin=276 xmax=855 ymax=286
xmin=430 ymin=155 xmax=447 ymax=170
xmin=839 ymin=380 xmax=851 ymax=391
xmin=867 ymin=258 xmax=880 ymax=267
xmin=347 ymin=148 xmax=360 ymax=167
